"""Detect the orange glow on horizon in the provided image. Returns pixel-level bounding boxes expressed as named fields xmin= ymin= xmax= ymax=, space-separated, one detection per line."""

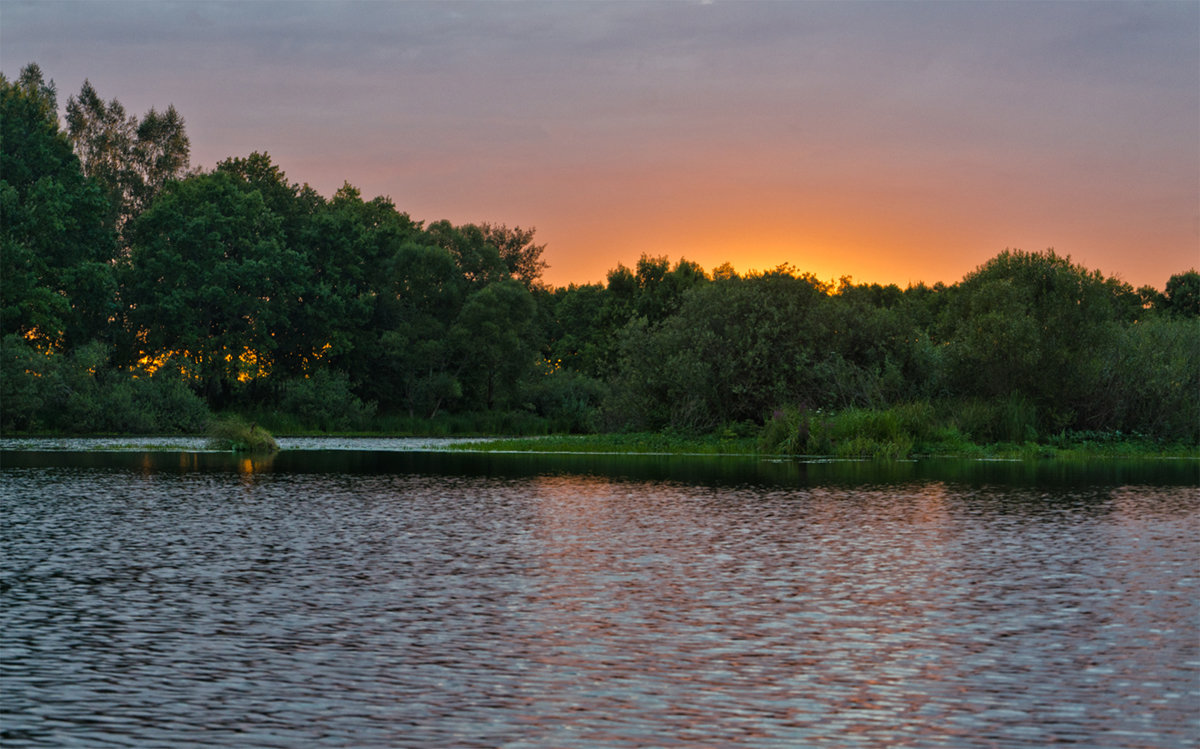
xmin=534 ymin=212 xmax=1195 ymax=292
xmin=501 ymin=170 xmax=1197 ymax=292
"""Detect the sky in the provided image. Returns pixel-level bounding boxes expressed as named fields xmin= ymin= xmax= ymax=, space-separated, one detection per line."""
xmin=4 ymin=0 xmax=1198 ymax=289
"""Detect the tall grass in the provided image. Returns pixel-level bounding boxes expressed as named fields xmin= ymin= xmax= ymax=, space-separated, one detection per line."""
xmin=760 ymin=401 xmax=955 ymax=458
xmin=948 ymin=394 xmax=1039 ymax=444
xmin=207 ymin=417 xmax=279 ymax=452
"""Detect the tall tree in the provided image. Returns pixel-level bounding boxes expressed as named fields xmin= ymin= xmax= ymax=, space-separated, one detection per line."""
xmin=122 ymin=171 xmax=302 ymax=404
xmin=66 ymin=79 xmax=189 ymax=240
xmin=426 ymin=220 xmax=509 ymax=286
xmin=479 ymin=222 xmax=548 ymax=288
xmin=1 ymin=63 xmax=116 ymax=349
xmin=941 ymin=249 xmax=1136 ymax=431
xmin=451 ymin=279 xmax=537 ymax=410
xmin=374 ymin=241 xmax=467 ymax=417
xmin=1163 ymin=270 xmax=1200 ymax=317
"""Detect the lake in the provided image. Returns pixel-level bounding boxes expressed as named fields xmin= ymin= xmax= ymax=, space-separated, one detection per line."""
xmin=2 ymin=439 xmax=1197 ymax=747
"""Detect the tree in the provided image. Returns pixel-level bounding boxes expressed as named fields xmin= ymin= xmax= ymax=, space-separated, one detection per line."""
xmin=123 ymin=171 xmax=302 ymax=404
xmin=608 ymin=270 xmax=833 ymax=431
xmin=426 ymin=220 xmax=508 ymax=286
xmin=1163 ymin=270 xmax=1200 ymax=317
xmin=133 ymin=104 xmax=189 ymax=212
xmin=451 ymin=279 xmax=537 ymax=410
xmin=631 ymin=255 xmax=708 ymax=322
xmin=545 ymin=283 xmax=608 ymax=376
xmin=373 ymin=240 xmax=467 ymax=417
xmin=0 ymin=63 xmax=117 ymax=349
xmin=941 ymin=249 xmax=1135 ymax=432
xmin=480 ymin=222 xmax=548 ymax=288
xmin=66 ymin=79 xmax=189 ymax=239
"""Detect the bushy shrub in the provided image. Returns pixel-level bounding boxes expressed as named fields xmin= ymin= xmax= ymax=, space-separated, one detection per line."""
xmin=522 ymin=369 xmax=607 ymax=433
xmin=1 ymin=335 xmax=51 ymax=432
xmin=758 ymin=407 xmax=807 ymax=454
xmin=276 ymin=370 xmax=377 ymax=431
xmin=1083 ymin=317 xmax=1199 ymax=442
xmin=131 ymin=376 xmax=211 ymax=433
xmin=1 ymin=338 xmax=212 ymax=434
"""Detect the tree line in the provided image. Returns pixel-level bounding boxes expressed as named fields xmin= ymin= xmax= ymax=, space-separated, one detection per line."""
xmin=3 ymin=64 xmax=1198 ymax=444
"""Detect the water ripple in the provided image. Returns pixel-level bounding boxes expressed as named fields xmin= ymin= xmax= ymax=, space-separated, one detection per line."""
xmin=2 ymin=467 xmax=1196 ymax=747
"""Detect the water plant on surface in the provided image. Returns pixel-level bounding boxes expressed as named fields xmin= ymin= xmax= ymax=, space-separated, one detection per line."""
xmin=206 ymin=417 xmax=279 ymax=453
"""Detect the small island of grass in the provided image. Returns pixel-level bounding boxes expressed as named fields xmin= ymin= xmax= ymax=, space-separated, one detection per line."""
xmin=206 ymin=418 xmax=279 ymax=453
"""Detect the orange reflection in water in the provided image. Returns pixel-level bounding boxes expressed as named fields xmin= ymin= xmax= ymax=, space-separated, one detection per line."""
xmin=514 ymin=475 xmax=966 ymax=741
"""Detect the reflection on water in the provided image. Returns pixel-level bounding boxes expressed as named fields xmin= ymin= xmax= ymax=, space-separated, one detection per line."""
xmin=1 ymin=451 xmax=1197 ymax=748
xmin=3 ymin=445 xmax=1198 ymax=487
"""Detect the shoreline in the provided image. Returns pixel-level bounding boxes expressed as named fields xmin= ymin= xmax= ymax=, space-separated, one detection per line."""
xmin=3 ymin=432 xmax=1196 ymax=461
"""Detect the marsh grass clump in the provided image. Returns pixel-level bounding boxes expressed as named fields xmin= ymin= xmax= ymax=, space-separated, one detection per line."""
xmin=759 ymin=402 xmax=942 ymax=459
xmin=207 ymin=417 xmax=279 ymax=453
xmin=950 ymin=395 xmax=1039 ymax=444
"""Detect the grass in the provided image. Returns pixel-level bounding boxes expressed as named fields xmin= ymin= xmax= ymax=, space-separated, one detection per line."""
xmin=449 ymin=402 xmax=1197 ymax=460
xmin=449 ymin=432 xmax=760 ymax=455
xmin=453 ymin=431 xmax=1196 ymax=460
xmin=13 ymin=401 xmax=1191 ymax=461
xmin=206 ymin=417 xmax=279 ymax=453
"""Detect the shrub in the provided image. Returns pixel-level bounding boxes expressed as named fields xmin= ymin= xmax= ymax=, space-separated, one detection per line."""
xmin=132 ymin=376 xmax=211 ymax=433
xmin=522 ymin=369 xmax=607 ymax=433
xmin=0 ymin=335 xmax=51 ymax=432
xmin=276 ymin=370 xmax=377 ymax=432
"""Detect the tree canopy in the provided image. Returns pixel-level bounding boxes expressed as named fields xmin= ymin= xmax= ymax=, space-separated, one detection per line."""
xmin=3 ymin=61 xmax=1196 ymax=444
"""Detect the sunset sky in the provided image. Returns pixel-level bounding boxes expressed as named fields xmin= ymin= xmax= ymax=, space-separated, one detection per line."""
xmin=5 ymin=0 xmax=1198 ymax=289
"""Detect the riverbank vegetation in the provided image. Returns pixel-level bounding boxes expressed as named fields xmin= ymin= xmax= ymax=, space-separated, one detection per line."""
xmin=4 ymin=64 xmax=1199 ymax=458
xmin=205 ymin=417 xmax=279 ymax=453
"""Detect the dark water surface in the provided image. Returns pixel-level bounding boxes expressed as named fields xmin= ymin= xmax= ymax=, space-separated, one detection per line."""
xmin=2 ymin=447 xmax=1197 ymax=747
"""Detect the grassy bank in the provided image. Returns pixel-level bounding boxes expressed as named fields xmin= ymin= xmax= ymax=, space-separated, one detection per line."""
xmin=239 ymin=398 xmax=1197 ymax=459
xmin=447 ymin=402 xmax=1198 ymax=460
xmin=447 ymin=432 xmax=761 ymax=455
xmin=6 ymin=402 xmax=1195 ymax=461
xmin=450 ymin=433 xmax=1197 ymax=459
xmin=450 ymin=435 xmax=1196 ymax=459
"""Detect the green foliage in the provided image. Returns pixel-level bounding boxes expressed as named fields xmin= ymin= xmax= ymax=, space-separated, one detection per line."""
xmin=543 ymin=283 xmax=610 ymax=377
xmin=949 ymin=395 xmax=1040 ymax=444
xmin=605 ymin=269 xmax=919 ymax=432
xmin=0 ymin=335 xmax=210 ymax=434
xmin=1082 ymin=317 xmax=1200 ymax=442
xmin=1163 ymin=270 xmax=1200 ymax=317
xmin=940 ymin=249 xmax=1139 ymax=430
xmin=276 ymin=370 xmax=377 ymax=432
xmin=0 ymin=335 xmax=49 ymax=431
xmin=479 ymin=222 xmax=548 ymax=288
xmin=451 ymin=279 xmax=538 ymax=411
xmin=1 ymin=64 xmax=117 ymax=349
xmin=522 ymin=369 xmax=607 ymax=433
xmin=207 ymin=416 xmax=278 ymax=452
xmin=129 ymin=376 xmax=212 ymax=433
xmin=123 ymin=170 xmax=304 ymax=403
xmin=759 ymin=402 xmax=938 ymax=458
xmin=65 ymin=78 xmax=189 ymax=237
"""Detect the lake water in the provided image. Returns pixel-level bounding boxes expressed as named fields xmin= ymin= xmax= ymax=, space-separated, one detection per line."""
xmin=2 ymin=440 xmax=1197 ymax=747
